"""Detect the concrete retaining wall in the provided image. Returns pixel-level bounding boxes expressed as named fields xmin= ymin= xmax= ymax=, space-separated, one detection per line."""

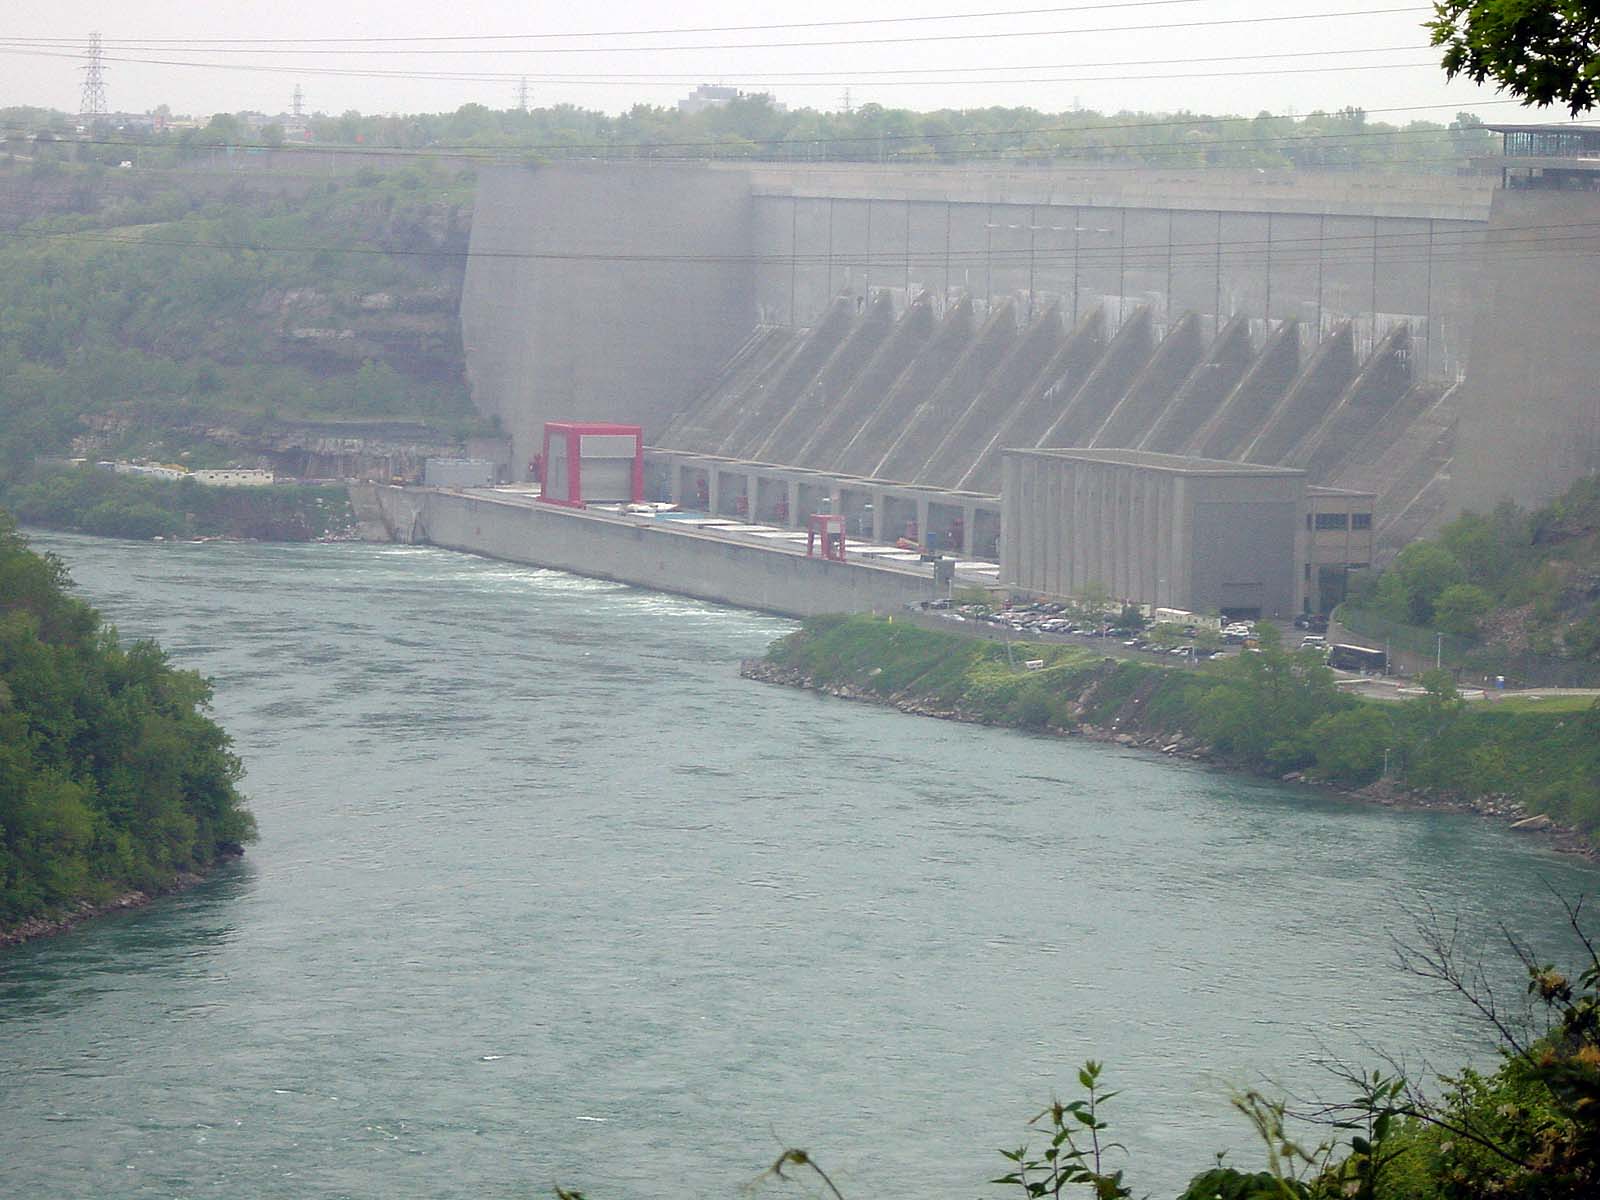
xmin=351 ymin=484 xmax=942 ymax=617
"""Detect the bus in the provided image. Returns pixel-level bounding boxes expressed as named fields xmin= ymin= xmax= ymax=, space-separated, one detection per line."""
xmin=1327 ymin=643 xmax=1388 ymax=673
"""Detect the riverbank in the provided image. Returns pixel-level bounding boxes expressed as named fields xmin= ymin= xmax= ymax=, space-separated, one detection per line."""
xmin=743 ymin=615 xmax=1600 ymax=859
xmin=2 ymin=467 xmax=354 ymax=541
xmin=0 ymin=849 xmax=244 ymax=949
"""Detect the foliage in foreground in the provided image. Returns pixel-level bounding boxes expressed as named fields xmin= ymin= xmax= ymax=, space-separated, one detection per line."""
xmin=1430 ymin=0 xmax=1600 ymax=116
xmin=0 ymin=511 xmax=255 ymax=927
xmin=765 ymin=615 xmax=1600 ymax=838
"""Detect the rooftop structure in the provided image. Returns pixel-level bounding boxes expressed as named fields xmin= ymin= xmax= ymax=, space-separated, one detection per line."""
xmin=1475 ymin=123 xmax=1600 ymax=189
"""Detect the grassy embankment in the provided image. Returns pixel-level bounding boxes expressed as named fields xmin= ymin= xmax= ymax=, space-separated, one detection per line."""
xmin=760 ymin=615 xmax=1600 ymax=843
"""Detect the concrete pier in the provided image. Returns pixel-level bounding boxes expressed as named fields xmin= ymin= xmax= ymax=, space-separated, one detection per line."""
xmin=351 ymin=484 xmax=966 ymax=618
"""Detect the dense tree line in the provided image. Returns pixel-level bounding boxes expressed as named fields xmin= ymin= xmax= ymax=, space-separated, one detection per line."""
xmin=0 ymin=511 xmax=255 ymax=928
xmin=6 ymin=99 xmax=1494 ymax=173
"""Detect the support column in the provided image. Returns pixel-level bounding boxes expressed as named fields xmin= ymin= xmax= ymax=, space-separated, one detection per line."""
xmin=707 ymin=470 xmax=721 ymax=517
xmin=785 ymin=480 xmax=801 ymax=528
xmin=748 ymin=472 xmax=762 ymax=520
xmin=916 ymin=496 xmax=931 ymax=548
xmin=870 ymin=487 xmax=886 ymax=542
xmin=961 ymin=504 xmax=977 ymax=556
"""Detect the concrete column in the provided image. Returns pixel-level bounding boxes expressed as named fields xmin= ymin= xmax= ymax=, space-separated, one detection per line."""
xmin=708 ymin=470 xmax=722 ymax=517
xmin=870 ymin=487 xmax=886 ymax=542
xmin=961 ymin=504 xmax=976 ymax=556
xmin=785 ymin=480 xmax=801 ymax=528
xmin=748 ymin=472 xmax=762 ymax=519
xmin=915 ymin=496 xmax=931 ymax=548
xmin=668 ymin=464 xmax=683 ymax=504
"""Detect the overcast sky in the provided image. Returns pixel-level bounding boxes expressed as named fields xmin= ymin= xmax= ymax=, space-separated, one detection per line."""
xmin=4 ymin=0 xmax=1519 ymax=124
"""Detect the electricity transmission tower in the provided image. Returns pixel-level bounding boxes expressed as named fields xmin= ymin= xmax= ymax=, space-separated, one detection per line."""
xmin=292 ymin=84 xmax=305 ymax=120
xmin=80 ymin=31 xmax=108 ymax=118
xmin=517 ymin=77 xmax=530 ymax=113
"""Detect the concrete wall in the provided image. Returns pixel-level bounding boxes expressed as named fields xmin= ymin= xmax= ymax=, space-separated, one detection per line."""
xmin=459 ymin=163 xmax=1494 ymax=485
xmin=461 ymin=163 xmax=759 ymax=475
xmin=1001 ymin=450 xmax=1301 ymax=617
xmin=1451 ymin=189 xmax=1600 ymax=514
xmin=352 ymin=484 xmax=941 ymax=617
xmin=750 ymin=191 xmax=1482 ymax=381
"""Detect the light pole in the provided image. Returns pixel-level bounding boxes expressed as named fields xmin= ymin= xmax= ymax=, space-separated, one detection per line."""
xmin=1435 ymin=631 xmax=1444 ymax=671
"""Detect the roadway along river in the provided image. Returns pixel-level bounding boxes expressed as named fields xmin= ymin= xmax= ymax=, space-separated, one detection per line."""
xmin=3 ymin=534 xmax=1598 ymax=1199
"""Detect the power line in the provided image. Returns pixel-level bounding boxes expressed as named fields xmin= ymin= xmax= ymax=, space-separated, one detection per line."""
xmin=354 ymin=45 xmax=1431 ymax=81
xmin=0 ymin=40 xmax=1434 ymax=85
xmin=9 ymin=45 xmax=1450 ymax=94
xmin=1 ymin=40 xmax=1444 ymax=90
xmin=4 ymin=2 xmax=1210 ymax=46
xmin=0 ymin=7 xmax=1433 ymax=57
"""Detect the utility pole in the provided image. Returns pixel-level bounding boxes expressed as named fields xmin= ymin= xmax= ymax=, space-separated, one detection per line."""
xmin=516 ymin=77 xmax=530 ymax=113
xmin=79 ymin=31 xmax=108 ymax=120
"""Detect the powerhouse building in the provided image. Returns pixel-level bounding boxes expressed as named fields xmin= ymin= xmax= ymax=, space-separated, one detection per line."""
xmin=1001 ymin=449 xmax=1372 ymax=619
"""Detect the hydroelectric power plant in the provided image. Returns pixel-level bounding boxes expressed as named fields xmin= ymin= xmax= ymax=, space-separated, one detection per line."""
xmin=361 ymin=131 xmax=1600 ymax=619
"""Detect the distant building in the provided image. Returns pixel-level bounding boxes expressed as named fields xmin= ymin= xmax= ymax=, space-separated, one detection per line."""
xmin=678 ymin=85 xmax=740 ymax=115
xmin=423 ymin=458 xmax=496 ymax=489
xmin=110 ymin=461 xmax=187 ymax=481
xmin=677 ymin=85 xmax=786 ymax=115
xmin=1474 ymin=123 xmax=1600 ymax=190
xmin=192 ymin=468 xmax=275 ymax=487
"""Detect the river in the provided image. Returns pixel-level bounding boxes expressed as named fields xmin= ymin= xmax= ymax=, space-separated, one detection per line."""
xmin=3 ymin=533 xmax=1597 ymax=1200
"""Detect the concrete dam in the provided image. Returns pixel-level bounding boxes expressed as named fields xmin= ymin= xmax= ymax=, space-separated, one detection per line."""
xmin=437 ymin=155 xmax=1598 ymax=612
xmin=656 ymin=291 xmax=1451 ymax=556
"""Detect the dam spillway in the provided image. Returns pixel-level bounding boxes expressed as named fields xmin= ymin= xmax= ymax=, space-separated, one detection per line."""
xmin=656 ymin=292 xmax=1440 ymax=557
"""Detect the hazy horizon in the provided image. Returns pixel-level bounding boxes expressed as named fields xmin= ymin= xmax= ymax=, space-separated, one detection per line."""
xmin=4 ymin=0 xmax=1533 ymax=127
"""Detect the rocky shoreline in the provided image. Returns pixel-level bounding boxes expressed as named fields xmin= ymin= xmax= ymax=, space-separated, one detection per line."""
xmin=0 ymin=850 xmax=243 ymax=949
xmin=741 ymin=658 xmax=1598 ymax=864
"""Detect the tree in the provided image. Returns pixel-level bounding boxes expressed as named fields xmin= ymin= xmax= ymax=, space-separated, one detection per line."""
xmin=1384 ymin=542 xmax=1468 ymax=625
xmin=1429 ymin=2 xmax=1600 ymax=115
xmin=1434 ymin=582 xmax=1495 ymax=636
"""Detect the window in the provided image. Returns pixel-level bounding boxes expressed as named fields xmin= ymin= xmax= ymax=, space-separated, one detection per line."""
xmin=1314 ymin=512 xmax=1350 ymax=530
xmin=1351 ymin=512 xmax=1372 ymax=530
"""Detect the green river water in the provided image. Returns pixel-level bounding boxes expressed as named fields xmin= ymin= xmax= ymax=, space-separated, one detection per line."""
xmin=2 ymin=533 xmax=1597 ymax=1199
